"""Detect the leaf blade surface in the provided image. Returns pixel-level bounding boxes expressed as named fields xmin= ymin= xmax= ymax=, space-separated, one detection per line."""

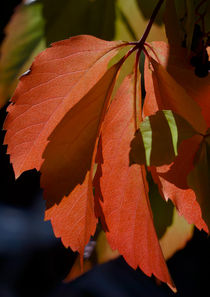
xmin=4 ymin=35 xmax=124 ymax=177
xmin=98 ymin=76 xmax=175 ymax=289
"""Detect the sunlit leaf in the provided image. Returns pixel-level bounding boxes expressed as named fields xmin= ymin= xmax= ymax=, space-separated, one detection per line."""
xmin=144 ymin=57 xmax=206 ymax=133
xmin=43 ymin=62 xmax=121 ymax=253
xmin=144 ymin=41 xmax=210 ymax=128
xmin=4 ymin=35 xmax=124 ymax=177
xmin=96 ymin=76 xmax=175 ymax=290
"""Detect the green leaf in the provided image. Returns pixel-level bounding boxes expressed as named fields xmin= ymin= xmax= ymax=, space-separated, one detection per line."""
xmin=41 ymin=0 xmax=116 ymax=46
xmin=0 ymin=2 xmax=45 ymax=107
xmin=130 ymin=110 xmax=196 ymax=167
xmin=187 ymin=135 xmax=210 ymax=231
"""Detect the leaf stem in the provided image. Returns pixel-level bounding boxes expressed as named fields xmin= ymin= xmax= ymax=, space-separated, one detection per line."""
xmin=137 ymin=0 xmax=164 ymax=47
xmin=134 ymin=49 xmax=141 ymax=130
xmin=144 ymin=43 xmax=160 ymax=63
xmin=128 ymin=0 xmax=164 ymax=49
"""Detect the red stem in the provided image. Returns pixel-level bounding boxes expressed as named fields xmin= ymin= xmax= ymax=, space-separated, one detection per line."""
xmin=133 ymin=49 xmax=141 ymax=130
xmin=137 ymin=0 xmax=164 ymax=48
xmin=144 ymin=43 xmax=160 ymax=63
xmin=128 ymin=0 xmax=164 ymax=50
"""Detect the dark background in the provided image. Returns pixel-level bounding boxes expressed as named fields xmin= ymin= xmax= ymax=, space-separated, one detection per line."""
xmin=0 ymin=1 xmax=210 ymax=297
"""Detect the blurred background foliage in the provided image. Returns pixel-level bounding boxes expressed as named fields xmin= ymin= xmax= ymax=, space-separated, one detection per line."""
xmin=1 ymin=0 xmax=209 ymax=107
xmin=0 ymin=1 xmax=210 ymax=296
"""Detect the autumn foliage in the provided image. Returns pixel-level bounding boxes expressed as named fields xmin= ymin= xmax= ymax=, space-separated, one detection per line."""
xmin=1 ymin=0 xmax=210 ymax=292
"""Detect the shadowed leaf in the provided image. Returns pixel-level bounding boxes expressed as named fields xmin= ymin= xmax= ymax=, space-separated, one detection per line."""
xmin=130 ymin=110 xmax=196 ymax=166
xmin=164 ymin=0 xmax=181 ymax=46
xmin=188 ymin=135 xmax=210 ymax=231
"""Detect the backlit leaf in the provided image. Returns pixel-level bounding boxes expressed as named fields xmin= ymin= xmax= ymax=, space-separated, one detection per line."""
xmin=144 ymin=57 xmax=206 ymax=133
xmin=97 ymin=76 xmax=175 ymax=290
xmin=144 ymin=41 xmax=210 ymax=128
xmin=43 ymin=63 xmax=121 ymax=252
xmin=150 ymin=135 xmax=208 ymax=233
xmin=4 ymin=35 xmax=125 ymax=178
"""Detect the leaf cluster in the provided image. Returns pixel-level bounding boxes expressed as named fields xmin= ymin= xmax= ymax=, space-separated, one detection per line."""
xmin=0 ymin=0 xmax=210 ymax=292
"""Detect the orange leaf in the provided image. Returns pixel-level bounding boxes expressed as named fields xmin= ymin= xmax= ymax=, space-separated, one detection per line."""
xmin=4 ymin=35 xmax=125 ymax=178
xmin=149 ymin=135 xmax=208 ymax=232
xmin=64 ymin=255 xmax=92 ymax=283
xmin=143 ymin=42 xmax=209 ymax=232
xmin=43 ymin=62 xmax=121 ymax=253
xmin=144 ymin=41 xmax=210 ymax=128
xmin=144 ymin=57 xmax=206 ymax=134
xmin=97 ymin=76 xmax=175 ymax=290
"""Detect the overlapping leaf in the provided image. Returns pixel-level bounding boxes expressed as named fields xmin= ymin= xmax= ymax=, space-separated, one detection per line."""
xmin=4 ymin=35 xmax=127 ymax=256
xmin=4 ymin=35 xmax=125 ymax=177
xmin=43 ymin=62 xmax=121 ymax=252
xmin=135 ymin=41 xmax=209 ymax=232
xmin=95 ymin=76 xmax=175 ymax=290
xmin=144 ymin=42 xmax=210 ymax=127
xmin=3 ymin=5 xmax=210 ymax=289
xmin=130 ymin=110 xmax=197 ymax=167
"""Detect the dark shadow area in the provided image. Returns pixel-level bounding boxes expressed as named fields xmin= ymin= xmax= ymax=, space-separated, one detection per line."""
xmin=42 ymin=0 xmax=116 ymax=46
xmin=93 ymin=137 xmax=108 ymax=232
xmin=129 ymin=129 xmax=146 ymax=165
xmin=49 ymin=233 xmax=210 ymax=297
xmin=136 ymin=0 xmax=165 ymax=25
xmin=0 ymin=0 xmax=21 ymax=42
